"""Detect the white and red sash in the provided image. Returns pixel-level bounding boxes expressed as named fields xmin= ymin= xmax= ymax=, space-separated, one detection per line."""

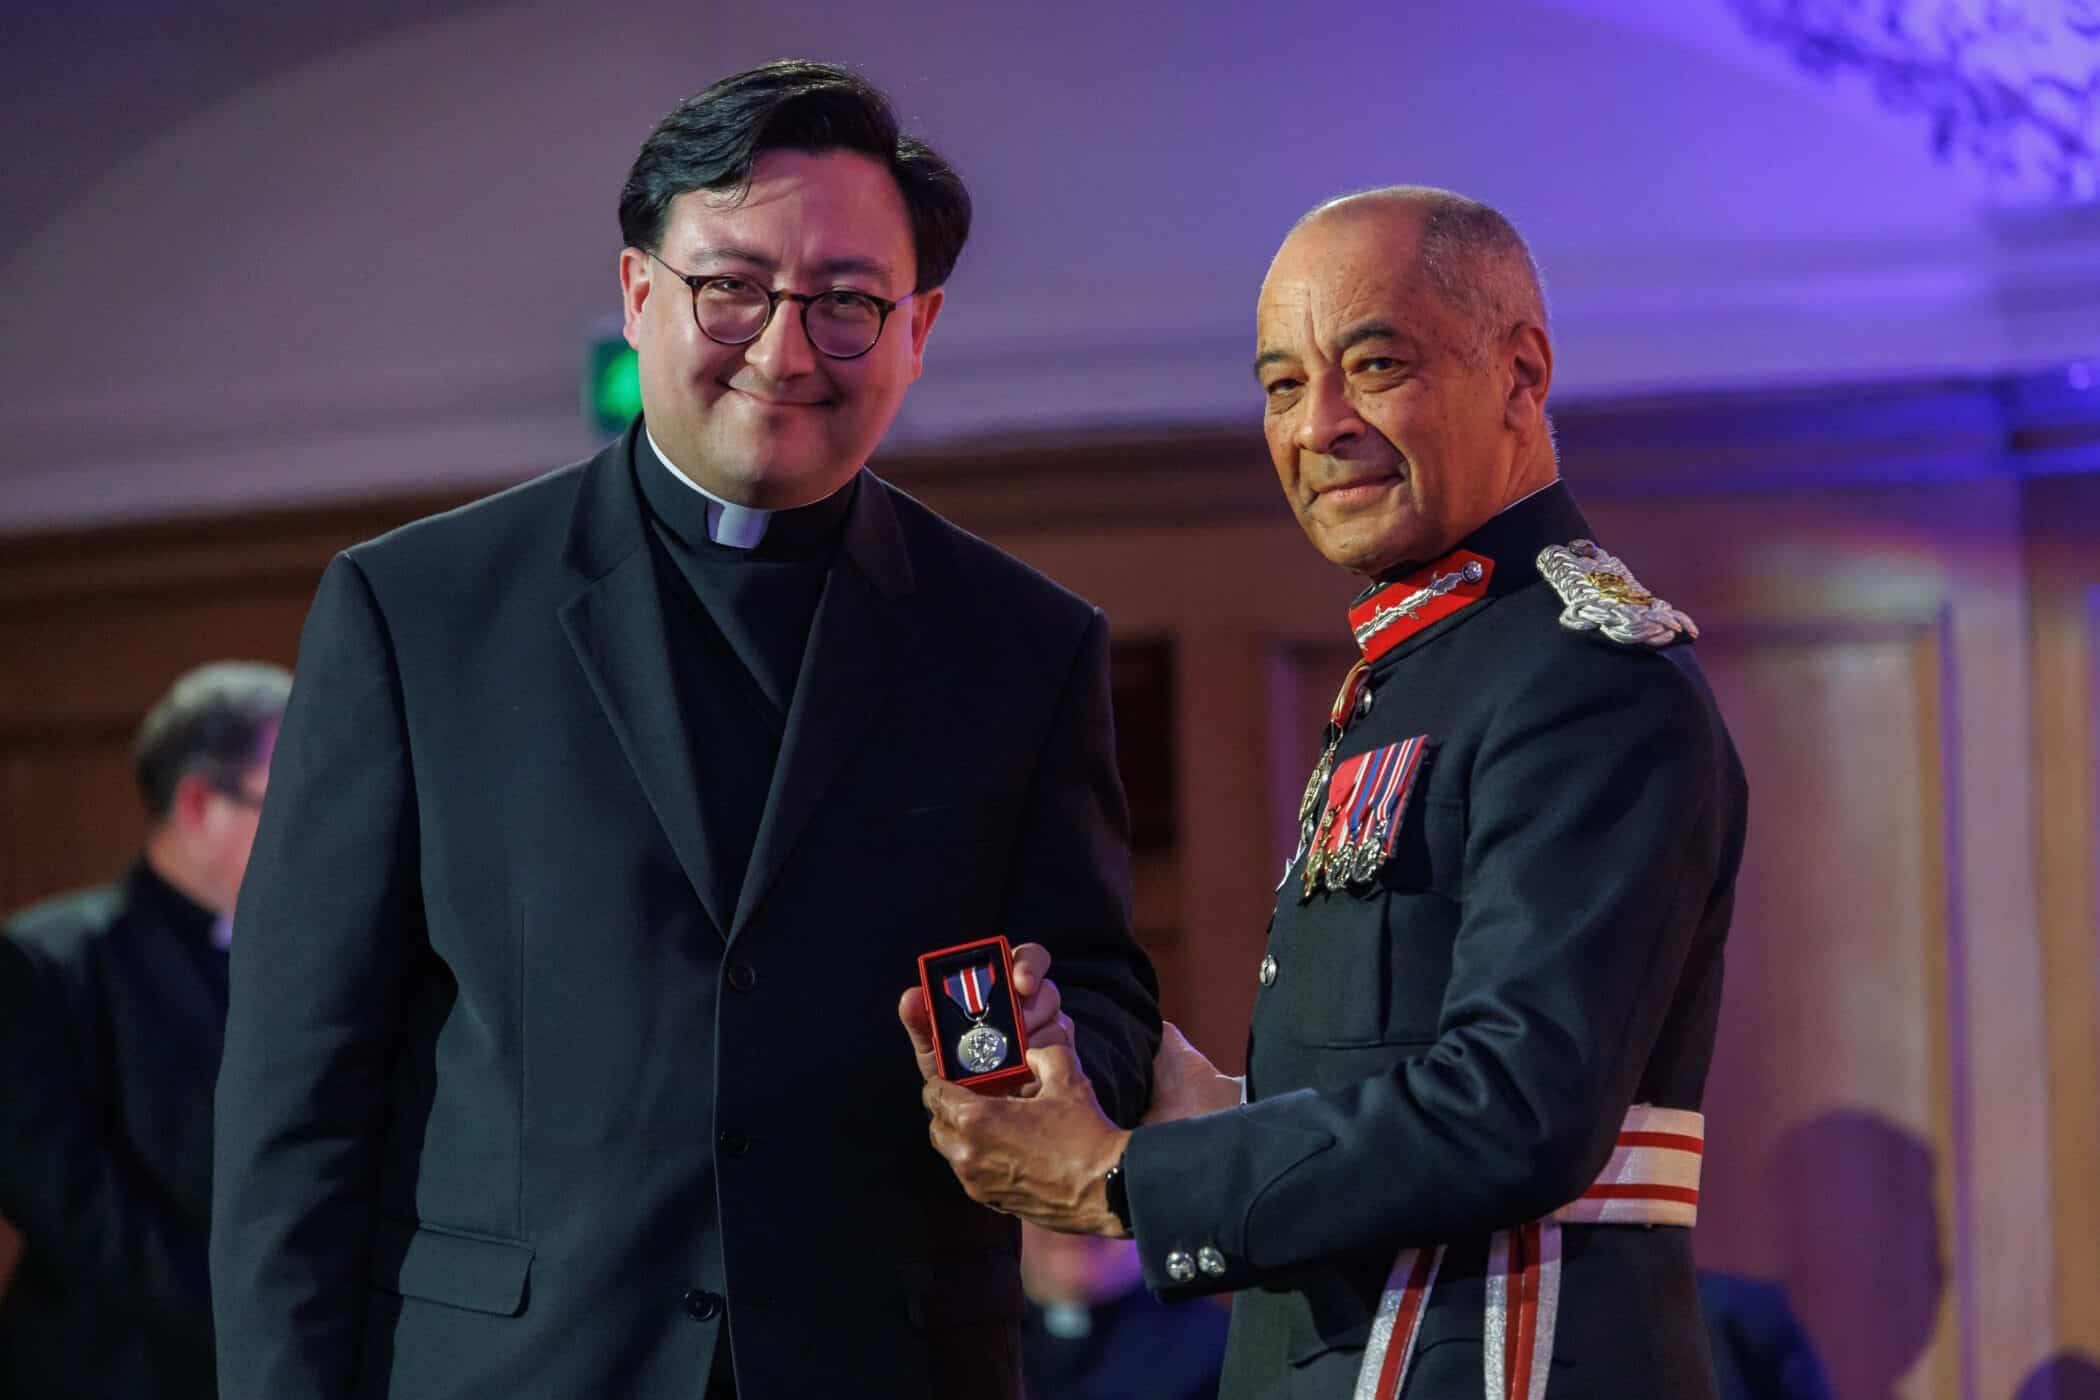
xmin=1353 ymin=1105 xmax=1704 ymax=1400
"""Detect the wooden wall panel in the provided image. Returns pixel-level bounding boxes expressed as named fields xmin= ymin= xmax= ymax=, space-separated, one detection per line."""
xmin=0 ymin=592 xmax=319 ymax=913
xmin=1 ymin=384 xmax=2093 ymax=1395
xmin=1693 ymin=625 xmax=1957 ymax=1400
xmin=1577 ymin=481 xmax=2054 ymax=1400
xmin=2025 ymin=473 xmax=2100 ymax=1366
xmin=0 ymin=736 xmax=142 ymax=914
xmin=0 ymin=494 xmax=443 ymax=916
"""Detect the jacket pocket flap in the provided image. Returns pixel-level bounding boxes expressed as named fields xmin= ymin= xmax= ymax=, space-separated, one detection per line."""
xmin=370 ymin=1220 xmax=532 ymax=1317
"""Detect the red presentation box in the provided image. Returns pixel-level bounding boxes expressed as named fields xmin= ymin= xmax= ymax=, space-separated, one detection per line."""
xmin=917 ymin=935 xmax=1034 ymax=1095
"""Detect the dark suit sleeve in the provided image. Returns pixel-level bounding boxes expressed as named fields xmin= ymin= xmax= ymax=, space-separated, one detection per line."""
xmin=0 ymin=935 xmax=214 ymax=1359
xmin=999 ymin=607 xmax=1160 ymax=1127
xmin=1123 ymin=647 xmax=1734 ymax=1295
xmin=211 ymin=554 xmax=419 ymax=1398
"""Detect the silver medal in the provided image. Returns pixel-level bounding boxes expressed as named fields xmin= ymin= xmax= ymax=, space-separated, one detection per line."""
xmin=957 ymin=1023 xmax=1010 ymax=1075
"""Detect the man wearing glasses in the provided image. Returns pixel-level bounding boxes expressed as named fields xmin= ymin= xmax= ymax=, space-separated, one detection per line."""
xmin=3 ymin=661 xmax=289 ymax=1399
xmin=210 ymin=61 xmax=1159 ymax=1400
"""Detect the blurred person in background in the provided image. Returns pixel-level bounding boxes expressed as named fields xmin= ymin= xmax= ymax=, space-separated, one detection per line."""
xmin=1 ymin=660 xmax=290 ymax=1399
xmin=1698 ymin=1271 xmax=1833 ymax=1400
xmin=1021 ymin=1221 xmax=1227 ymax=1400
xmin=2015 ymin=1354 xmax=2100 ymax=1400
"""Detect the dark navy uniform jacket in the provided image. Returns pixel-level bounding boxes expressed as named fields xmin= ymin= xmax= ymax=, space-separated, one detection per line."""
xmin=1123 ymin=482 xmax=1747 ymax=1400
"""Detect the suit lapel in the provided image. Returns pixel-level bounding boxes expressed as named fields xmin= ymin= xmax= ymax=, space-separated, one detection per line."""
xmin=731 ymin=475 xmax=916 ymax=938
xmin=558 ymin=427 xmax=733 ymax=935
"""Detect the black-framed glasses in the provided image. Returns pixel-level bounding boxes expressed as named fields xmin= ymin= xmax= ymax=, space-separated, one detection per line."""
xmin=645 ymin=251 xmax=911 ymax=361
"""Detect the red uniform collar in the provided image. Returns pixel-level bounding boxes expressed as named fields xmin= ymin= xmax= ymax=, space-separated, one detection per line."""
xmin=1347 ymin=549 xmax=1496 ymax=664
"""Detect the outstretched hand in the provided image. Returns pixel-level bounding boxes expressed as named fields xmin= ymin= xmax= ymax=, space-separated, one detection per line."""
xmin=921 ymin=1044 xmax=1131 ymax=1237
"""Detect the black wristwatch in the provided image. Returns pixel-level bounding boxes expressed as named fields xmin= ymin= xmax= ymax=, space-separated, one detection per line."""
xmin=1102 ymin=1156 xmax=1133 ymax=1236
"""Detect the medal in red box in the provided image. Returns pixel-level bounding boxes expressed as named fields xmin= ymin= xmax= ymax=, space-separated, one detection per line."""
xmin=917 ymin=935 xmax=1033 ymax=1093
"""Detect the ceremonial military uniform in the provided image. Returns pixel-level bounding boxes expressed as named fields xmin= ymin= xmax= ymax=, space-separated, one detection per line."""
xmin=1121 ymin=482 xmax=1746 ymax=1400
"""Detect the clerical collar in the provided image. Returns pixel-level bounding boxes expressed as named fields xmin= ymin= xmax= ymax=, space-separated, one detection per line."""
xmin=636 ymin=424 xmax=859 ymax=567
xmin=646 ymin=427 xmax=778 ymax=549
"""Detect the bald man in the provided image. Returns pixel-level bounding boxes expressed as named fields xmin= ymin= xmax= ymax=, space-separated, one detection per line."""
xmin=918 ymin=189 xmax=1746 ymax=1399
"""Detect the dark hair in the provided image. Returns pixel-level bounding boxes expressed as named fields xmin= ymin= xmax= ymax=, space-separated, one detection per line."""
xmin=133 ymin=661 xmax=293 ymax=821
xmin=619 ymin=60 xmax=972 ymax=293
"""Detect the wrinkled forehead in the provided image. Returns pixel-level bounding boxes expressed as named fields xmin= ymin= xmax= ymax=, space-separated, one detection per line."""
xmin=1255 ymin=217 xmax=1440 ymax=359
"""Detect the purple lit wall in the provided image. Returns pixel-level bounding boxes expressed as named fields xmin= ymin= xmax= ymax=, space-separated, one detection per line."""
xmin=1 ymin=0 xmax=2095 ymax=534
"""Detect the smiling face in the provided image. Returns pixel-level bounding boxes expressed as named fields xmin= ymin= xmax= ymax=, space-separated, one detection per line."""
xmin=1255 ymin=204 xmax=1553 ymax=577
xmin=619 ymin=148 xmax=944 ymax=509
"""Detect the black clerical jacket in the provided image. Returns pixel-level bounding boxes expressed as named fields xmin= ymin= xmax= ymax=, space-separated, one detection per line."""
xmin=211 ymin=421 xmax=1161 ymax=1400
xmin=3 ymin=865 xmax=223 ymax=1399
xmin=1123 ymin=484 xmax=1745 ymax=1400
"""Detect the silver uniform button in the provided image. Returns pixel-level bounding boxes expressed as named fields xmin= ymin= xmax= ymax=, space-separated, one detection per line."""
xmin=1196 ymin=1245 xmax=1228 ymax=1277
xmin=1164 ymin=1250 xmax=1197 ymax=1283
xmin=1355 ymin=687 xmax=1375 ymax=718
xmin=1259 ymin=953 xmax=1278 ymax=988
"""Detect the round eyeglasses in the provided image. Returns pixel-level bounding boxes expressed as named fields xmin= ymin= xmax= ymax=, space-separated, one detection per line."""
xmin=646 ymin=251 xmax=911 ymax=361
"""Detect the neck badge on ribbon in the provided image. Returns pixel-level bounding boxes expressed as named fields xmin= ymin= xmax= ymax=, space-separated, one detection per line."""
xmin=942 ymin=963 xmax=1010 ymax=1074
xmin=1288 ymin=549 xmax=1495 ymax=900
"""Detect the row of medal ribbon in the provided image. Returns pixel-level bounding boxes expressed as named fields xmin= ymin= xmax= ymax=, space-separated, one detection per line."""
xmin=1301 ymin=735 xmax=1429 ymax=898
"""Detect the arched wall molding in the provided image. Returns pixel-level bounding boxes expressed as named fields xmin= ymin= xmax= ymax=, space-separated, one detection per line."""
xmin=3 ymin=0 xmax=2092 ymax=536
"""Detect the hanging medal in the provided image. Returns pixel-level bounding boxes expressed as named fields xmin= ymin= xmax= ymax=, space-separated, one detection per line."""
xmin=943 ymin=962 xmax=1010 ymax=1074
xmin=1353 ymin=735 xmax=1428 ymax=882
xmin=1293 ymin=659 xmax=1373 ymax=895
xmin=1302 ymin=736 xmax=1430 ymax=896
xmin=1305 ymin=736 xmax=1376 ymax=897
xmin=1337 ymin=743 xmax=1396 ymax=886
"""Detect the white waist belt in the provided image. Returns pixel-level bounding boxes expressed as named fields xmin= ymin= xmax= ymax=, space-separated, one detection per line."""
xmin=1353 ymin=1104 xmax=1704 ymax=1400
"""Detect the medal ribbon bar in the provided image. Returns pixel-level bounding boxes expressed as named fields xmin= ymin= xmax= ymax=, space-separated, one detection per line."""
xmin=1300 ymin=735 xmax=1430 ymax=899
xmin=942 ymin=963 xmax=995 ymax=1017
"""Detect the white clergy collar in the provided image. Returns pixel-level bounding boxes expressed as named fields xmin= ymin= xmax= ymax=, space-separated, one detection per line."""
xmin=644 ymin=427 xmax=772 ymax=550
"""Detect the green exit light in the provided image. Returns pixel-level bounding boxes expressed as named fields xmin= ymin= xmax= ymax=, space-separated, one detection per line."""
xmin=586 ymin=337 xmax=642 ymax=437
